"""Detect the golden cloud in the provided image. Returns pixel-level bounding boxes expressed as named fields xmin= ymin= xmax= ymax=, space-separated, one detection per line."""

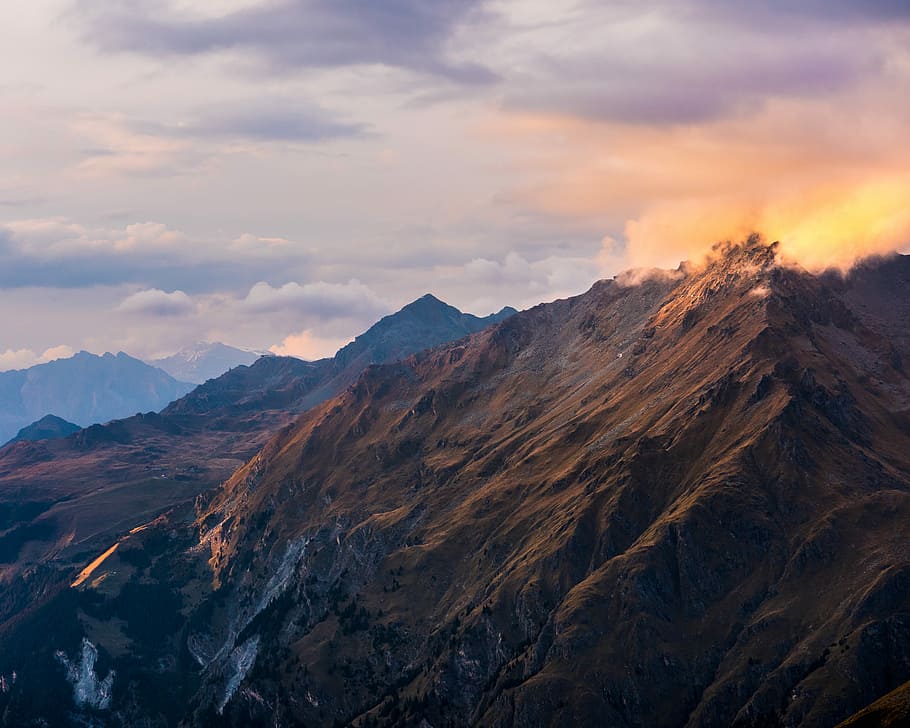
xmin=485 ymin=84 xmax=910 ymax=274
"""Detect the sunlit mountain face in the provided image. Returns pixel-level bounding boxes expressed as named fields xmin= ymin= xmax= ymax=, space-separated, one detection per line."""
xmin=1 ymin=1 xmax=910 ymax=727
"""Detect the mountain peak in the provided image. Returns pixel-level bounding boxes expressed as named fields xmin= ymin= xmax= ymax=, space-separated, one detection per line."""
xmin=2 ymin=414 xmax=81 ymax=448
xmin=330 ymin=294 xmax=513 ymax=372
xmin=150 ymin=342 xmax=264 ymax=384
xmin=399 ymin=293 xmax=458 ymax=317
xmin=417 ymin=292 xmax=444 ymax=304
xmin=707 ymin=234 xmax=780 ymax=272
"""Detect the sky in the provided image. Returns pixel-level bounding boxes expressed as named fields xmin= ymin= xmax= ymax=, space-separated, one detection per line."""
xmin=2 ymin=0 xmax=910 ymax=369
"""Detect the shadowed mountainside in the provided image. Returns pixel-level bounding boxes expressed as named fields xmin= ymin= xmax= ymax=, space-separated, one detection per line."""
xmin=2 ymin=414 xmax=80 ymax=447
xmin=1 ymin=240 xmax=908 ymax=726
xmin=838 ymin=679 xmax=910 ymax=727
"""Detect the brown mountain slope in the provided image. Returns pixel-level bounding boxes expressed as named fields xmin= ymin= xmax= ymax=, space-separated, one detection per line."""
xmin=837 ymin=679 xmax=910 ymax=727
xmin=1 ymin=238 xmax=908 ymax=727
xmin=0 ymin=298 xmax=514 ymax=627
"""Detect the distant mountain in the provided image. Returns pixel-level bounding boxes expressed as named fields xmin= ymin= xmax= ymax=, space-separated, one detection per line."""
xmin=150 ymin=342 xmax=267 ymax=384
xmin=3 ymin=414 xmax=80 ymax=446
xmin=333 ymin=294 xmax=518 ymax=372
xmin=0 ymin=351 xmax=194 ymax=444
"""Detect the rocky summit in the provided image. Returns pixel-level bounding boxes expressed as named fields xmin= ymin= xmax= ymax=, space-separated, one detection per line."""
xmin=1 ymin=238 xmax=908 ymax=727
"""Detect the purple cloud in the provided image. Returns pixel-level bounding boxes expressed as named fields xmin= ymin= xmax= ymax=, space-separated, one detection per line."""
xmin=75 ymin=0 xmax=496 ymax=84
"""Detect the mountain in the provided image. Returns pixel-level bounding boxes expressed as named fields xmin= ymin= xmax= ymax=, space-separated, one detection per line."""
xmin=838 ymin=679 xmax=910 ymax=727
xmin=164 ymin=295 xmax=516 ymax=417
xmin=150 ymin=342 xmax=267 ymax=384
xmin=0 ymin=296 xmax=516 ymax=603
xmin=0 ymin=238 xmax=907 ymax=726
xmin=333 ymin=294 xmax=518 ymax=372
xmin=0 ymin=351 xmax=194 ymax=444
xmin=3 ymin=414 xmax=80 ymax=447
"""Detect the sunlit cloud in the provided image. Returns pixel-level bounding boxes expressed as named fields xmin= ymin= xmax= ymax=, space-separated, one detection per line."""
xmin=490 ymin=77 xmax=910 ymax=274
xmin=0 ymin=344 xmax=76 ymax=372
xmin=268 ymin=329 xmax=354 ymax=361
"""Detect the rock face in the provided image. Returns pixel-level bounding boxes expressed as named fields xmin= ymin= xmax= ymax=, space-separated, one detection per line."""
xmin=55 ymin=638 xmax=114 ymax=710
xmin=1 ymin=239 xmax=909 ymax=727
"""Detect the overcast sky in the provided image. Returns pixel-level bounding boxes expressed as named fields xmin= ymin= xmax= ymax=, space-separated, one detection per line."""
xmin=2 ymin=0 xmax=910 ymax=368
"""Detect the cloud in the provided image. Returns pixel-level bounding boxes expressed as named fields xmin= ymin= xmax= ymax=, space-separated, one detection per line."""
xmin=0 ymin=345 xmax=76 ymax=372
xmin=500 ymin=5 xmax=889 ymax=127
xmin=72 ymin=114 xmax=200 ymax=177
xmin=117 ymin=288 xmax=195 ymax=315
xmin=679 ymin=0 xmax=910 ymax=24
xmin=242 ymin=279 xmax=389 ymax=320
xmin=3 ymin=218 xmax=185 ymax=256
xmin=41 ymin=344 xmax=77 ymax=362
xmin=463 ymin=251 xmax=591 ymax=294
xmin=0 ymin=219 xmax=308 ymax=291
xmin=183 ymin=101 xmax=367 ymax=142
xmin=269 ymin=329 xmax=353 ymax=361
xmin=0 ymin=349 xmax=42 ymax=371
xmin=69 ymin=105 xmax=361 ymax=181
xmin=412 ymin=250 xmax=596 ymax=315
xmin=75 ymin=0 xmax=495 ymax=84
xmin=126 ymin=99 xmax=367 ymax=145
xmin=230 ymin=233 xmax=291 ymax=251
xmin=489 ymin=32 xmax=910 ymax=276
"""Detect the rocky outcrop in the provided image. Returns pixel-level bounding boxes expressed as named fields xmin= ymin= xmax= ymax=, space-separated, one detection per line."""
xmin=55 ymin=639 xmax=114 ymax=711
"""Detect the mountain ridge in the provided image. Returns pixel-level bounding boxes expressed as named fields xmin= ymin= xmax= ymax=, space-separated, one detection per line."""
xmin=2 ymin=414 xmax=80 ymax=447
xmin=187 ymin=240 xmax=908 ymax=726
xmin=150 ymin=341 xmax=268 ymax=384
xmin=2 ymin=238 xmax=906 ymax=726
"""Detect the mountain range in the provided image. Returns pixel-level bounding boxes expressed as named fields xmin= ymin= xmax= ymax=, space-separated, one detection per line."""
xmin=0 ymin=245 xmax=908 ymax=726
xmin=0 ymin=296 xmax=515 ymax=598
xmin=149 ymin=342 xmax=268 ymax=385
xmin=0 ymin=351 xmax=194 ymax=445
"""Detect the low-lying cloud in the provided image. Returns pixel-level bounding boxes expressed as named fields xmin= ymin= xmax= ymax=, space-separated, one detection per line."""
xmin=269 ymin=329 xmax=355 ymax=361
xmin=242 ymin=279 xmax=389 ymax=320
xmin=118 ymin=288 xmax=195 ymax=316
xmin=0 ymin=219 xmax=308 ymax=292
xmin=0 ymin=345 xmax=76 ymax=372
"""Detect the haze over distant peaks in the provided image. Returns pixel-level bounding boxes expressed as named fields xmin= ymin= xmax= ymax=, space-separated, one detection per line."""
xmin=149 ymin=341 xmax=267 ymax=384
xmin=0 ymin=351 xmax=193 ymax=444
